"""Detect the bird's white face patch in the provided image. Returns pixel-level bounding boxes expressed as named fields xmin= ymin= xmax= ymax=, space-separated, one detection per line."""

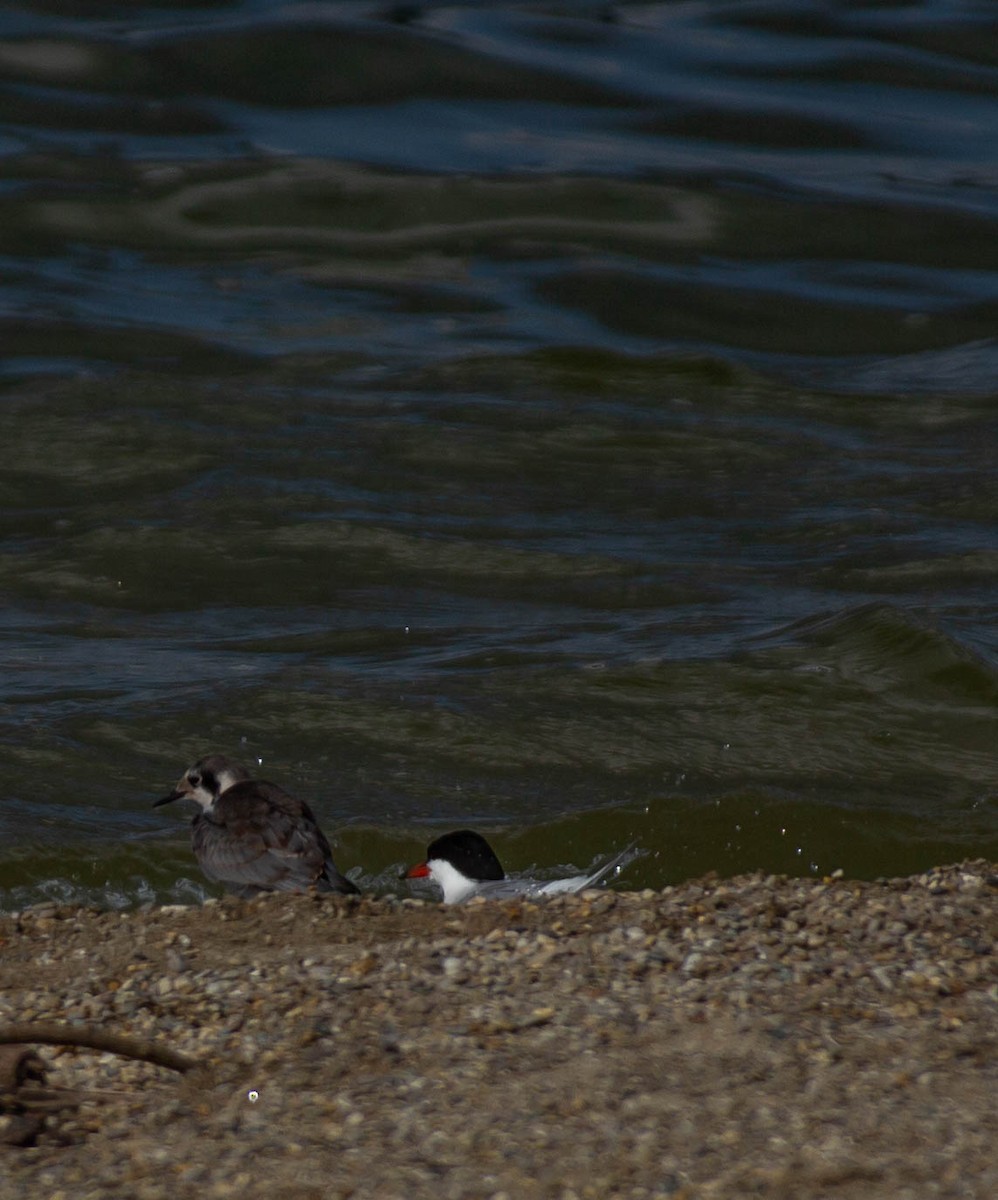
xmin=179 ymin=772 xmax=218 ymax=812
xmin=183 ymin=763 xmax=246 ymax=811
xmin=425 ymin=857 xmax=478 ymax=905
xmin=212 ymin=765 xmax=246 ymax=796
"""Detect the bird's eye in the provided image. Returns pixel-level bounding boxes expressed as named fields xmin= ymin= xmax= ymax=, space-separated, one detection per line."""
xmin=188 ymin=773 xmax=201 ymax=788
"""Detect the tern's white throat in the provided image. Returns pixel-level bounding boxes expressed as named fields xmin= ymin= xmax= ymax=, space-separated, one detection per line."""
xmin=426 ymin=858 xmax=479 ymax=904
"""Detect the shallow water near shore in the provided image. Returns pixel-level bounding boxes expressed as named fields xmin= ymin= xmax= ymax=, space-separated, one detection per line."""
xmin=1 ymin=2 xmax=997 ymax=909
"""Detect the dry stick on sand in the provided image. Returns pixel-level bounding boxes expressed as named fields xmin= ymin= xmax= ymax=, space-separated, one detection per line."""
xmin=0 ymin=1025 xmax=198 ymax=1074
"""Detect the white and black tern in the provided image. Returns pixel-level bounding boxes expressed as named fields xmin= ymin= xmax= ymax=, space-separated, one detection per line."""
xmin=153 ymin=754 xmax=360 ymax=897
xmin=403 ymin=828 xmax=637 ymax=904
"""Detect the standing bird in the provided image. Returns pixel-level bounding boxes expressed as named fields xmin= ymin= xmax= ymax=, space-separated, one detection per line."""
xmin=404 ymin=829 xmax=636 ymax=904
xmin=153 ymin=754 xmax=360 ymax=897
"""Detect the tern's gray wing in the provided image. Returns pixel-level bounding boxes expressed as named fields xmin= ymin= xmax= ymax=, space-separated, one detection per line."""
xmin=458 ymin=878 xmax=551 ymax=902
xmin=472 ymin=845 xmax=640 ymax=902
xmin=193 ymin=781 xmax=357 ymax=896
xmin=571 ymin=843 xmax=639 ymax=891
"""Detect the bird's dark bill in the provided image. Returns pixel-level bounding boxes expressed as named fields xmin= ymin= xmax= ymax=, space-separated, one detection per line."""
xmin=404 ymin=862 xmax=430 ymax=879
xmin=153 ymin=790 xmax=183 ymax=808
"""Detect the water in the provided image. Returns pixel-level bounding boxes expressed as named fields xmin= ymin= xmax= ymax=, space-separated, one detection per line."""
xmin=1 ymin=1 xmax=996 ymax=910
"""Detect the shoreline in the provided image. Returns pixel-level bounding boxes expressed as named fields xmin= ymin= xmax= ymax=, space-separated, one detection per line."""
xmin=2 ymin=860 xmax=996 ymax=1198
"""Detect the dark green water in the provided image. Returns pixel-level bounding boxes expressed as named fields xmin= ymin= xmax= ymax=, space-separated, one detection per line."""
xmin=1 ymin=2 xmax=996 ymax=908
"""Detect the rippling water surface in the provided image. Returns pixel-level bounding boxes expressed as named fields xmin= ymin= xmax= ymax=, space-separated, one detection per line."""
xmin=1 ymin=1 xmax=996 ymax=909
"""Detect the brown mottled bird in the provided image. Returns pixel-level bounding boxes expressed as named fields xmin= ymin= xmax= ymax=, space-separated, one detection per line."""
xmin=153 ymin=754 xmax=360 ymax=897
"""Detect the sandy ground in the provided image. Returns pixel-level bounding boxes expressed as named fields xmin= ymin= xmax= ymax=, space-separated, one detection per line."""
xmin=0 ymin=861 xmax=996 ymax=1199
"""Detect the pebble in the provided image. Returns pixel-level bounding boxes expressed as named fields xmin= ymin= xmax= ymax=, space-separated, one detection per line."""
xmin=0 ymin=860 xmax=994 ymax=1199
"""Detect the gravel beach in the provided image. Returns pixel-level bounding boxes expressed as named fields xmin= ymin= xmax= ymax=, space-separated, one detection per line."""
xmin=1 ymin=861 xmax=996 ymax=1199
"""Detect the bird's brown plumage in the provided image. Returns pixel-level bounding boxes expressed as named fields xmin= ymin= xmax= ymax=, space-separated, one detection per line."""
xmin=154 ymin=755 xmax=360 ymax=898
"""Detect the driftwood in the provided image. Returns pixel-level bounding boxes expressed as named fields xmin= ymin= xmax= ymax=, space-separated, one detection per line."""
xmin=0 ymin=1030 xmax=198 ymax=1148
xmin=0 ymin=1025 xmax=197 ymax=1074
xmin=0 ymin=1046 xmax=47 ymax=1093
xmin=0 ymin=1046 xmax=56 ymax=1147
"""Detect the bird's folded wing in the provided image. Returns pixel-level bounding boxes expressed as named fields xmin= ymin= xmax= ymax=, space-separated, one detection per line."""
xmin=194 ymin=783 xmax=330 ymax=891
